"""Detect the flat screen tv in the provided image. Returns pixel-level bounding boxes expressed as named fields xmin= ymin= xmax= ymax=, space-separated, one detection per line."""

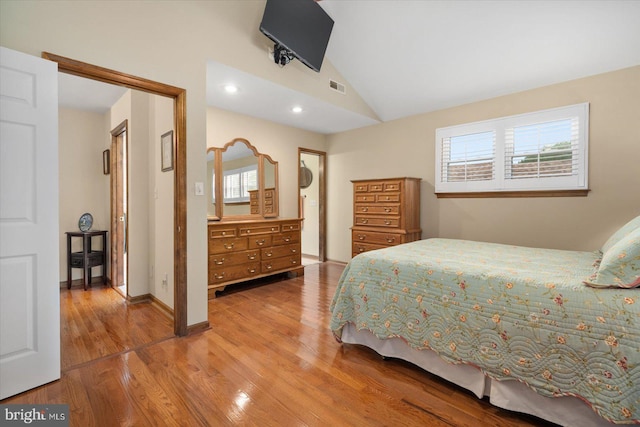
xmin=259 ymin=0 xmax=334 ymax=72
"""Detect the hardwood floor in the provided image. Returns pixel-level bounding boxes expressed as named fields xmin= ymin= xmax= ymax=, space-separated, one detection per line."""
xmin=2 ymin=262 xmax=558 ymax=426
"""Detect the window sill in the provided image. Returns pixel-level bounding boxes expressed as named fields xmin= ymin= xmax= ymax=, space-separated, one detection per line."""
xmin=435 ymin=189 xmax=590 ymax=199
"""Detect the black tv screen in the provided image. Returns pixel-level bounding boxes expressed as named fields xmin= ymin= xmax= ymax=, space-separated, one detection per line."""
xmin=259 ymin=0 xmax=334 ymax=72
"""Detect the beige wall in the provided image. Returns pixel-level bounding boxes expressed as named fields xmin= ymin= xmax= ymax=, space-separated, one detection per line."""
xmin=149 ymin=95 xmax=175 ymax=309
xmin=326 ymin=66 xmax=640 ymax=261
xmin=58 ymin=108 xmax=110 ymax=282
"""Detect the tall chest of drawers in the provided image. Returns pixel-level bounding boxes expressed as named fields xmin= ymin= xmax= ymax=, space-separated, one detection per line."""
xmin=351 ymin=177 xmax=421 ymax=257
xmin=208 ymin=218 xmax=303 ymax=298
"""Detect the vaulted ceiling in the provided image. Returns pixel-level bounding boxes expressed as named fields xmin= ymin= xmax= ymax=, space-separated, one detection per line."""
xmin=61 ymin=1 xmax=640 ymax=135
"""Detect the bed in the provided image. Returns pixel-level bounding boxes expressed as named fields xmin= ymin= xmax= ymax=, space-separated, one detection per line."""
xmin=330 ymin=216 xmax=640 ymax=426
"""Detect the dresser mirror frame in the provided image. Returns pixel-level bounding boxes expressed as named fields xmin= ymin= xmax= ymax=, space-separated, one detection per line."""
xmin=207 ymin=138 xmax=278 ymax=220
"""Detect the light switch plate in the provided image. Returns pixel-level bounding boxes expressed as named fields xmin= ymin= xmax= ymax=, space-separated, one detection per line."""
xmin=195 ymin=182 xmax=204 ymax=196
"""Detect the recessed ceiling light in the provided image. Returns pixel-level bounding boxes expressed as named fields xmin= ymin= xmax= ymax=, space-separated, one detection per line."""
xmin=291 ymin=106 xmax=303 ymax=114
xmin=224 ymin=84 xmax=238 ymax=94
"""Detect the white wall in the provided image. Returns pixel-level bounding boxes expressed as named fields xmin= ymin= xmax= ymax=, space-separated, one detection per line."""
xmin=58 ymin=108 xmax=110 ymax=282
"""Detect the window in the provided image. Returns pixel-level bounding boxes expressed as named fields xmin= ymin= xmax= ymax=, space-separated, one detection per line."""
xmin=222 ymin=165 xmax=258 ymax=203
xmin=435 ymin=103 xmax=589 ymax=195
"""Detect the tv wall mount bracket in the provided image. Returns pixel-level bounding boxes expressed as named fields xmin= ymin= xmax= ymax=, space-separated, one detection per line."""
xmin=273 ymin=44 xmax=295 ymax=67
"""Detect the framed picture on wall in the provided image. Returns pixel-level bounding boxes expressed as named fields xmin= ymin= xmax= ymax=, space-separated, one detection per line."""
xmin=103 ymin=149 xmax=110 ymax=175
xmin=161 ymin=130 xmax=174 ymax=172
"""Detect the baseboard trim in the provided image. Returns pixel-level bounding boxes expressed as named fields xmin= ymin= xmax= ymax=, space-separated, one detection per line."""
xmin=149 ymin=294 xmax=174 ymax=319
xmin=60 ymin=277 xmax=111 ymax=289
xmin=127 ymin=293 xmax=151 ymax=304
xmin=187 ymin=321 xmax=211 ymax=336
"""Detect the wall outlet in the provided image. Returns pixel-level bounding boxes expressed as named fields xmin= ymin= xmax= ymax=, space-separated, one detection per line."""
xmin=195 ymin=182 xmax=204 ymax=196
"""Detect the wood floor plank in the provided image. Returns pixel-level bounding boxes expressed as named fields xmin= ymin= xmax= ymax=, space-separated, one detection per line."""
xmin=2 ymin=262 xmax=562 ymax=426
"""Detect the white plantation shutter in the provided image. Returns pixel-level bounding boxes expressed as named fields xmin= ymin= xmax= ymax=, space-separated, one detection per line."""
xmin=441 ymin=131 xmax=495 ymax=183
xmin=223 ymin=165 xmax=258 ymax=203
xmin=435 ymin=103 xmax=588 ymax=194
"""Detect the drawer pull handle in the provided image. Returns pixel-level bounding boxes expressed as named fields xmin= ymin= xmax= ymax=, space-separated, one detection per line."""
xmin=224 ymin=243 xmax=235 ymax=250
xmin=246 ymin=230 xmax=251 ymax=234
xmin=248 ymin=268 xmax=256 ymax=273
xmin=291 ymin=260 xmax=297 ymax=265
xmin=214 ymin=273 xmax=225 ymax=280
xmin=359 ymin=248 xmax=365 ymax=252
xmin=284 ymin=237 xmax=291 ymax=242
xmin=386 ymin=196 xmax=390 ymax=201
xmin=362 ymin=207 xmax=368 ymax=212
xmin=265 ymin=252 xmax=273 ymax=257
xmin=386 ymin=237 xmax=396 ymax=243
xmin=361 ymin=219 xmax=368 ymax=224
xmin=358 ymin=235 xmax=366 ymax=240
xmin=290 ymin=249 xmax=297 ymax=253
xmin=384 ymin=220 xmax=391 ymax=225
xmin=271 ymin=227 xmax=276 ymax=231
xmin=256 ymin=239 xmax=265 ymax=246
xmin=248 ymin=254 xmax=256 ymax=260
xmin=384 ymin=208 xmax=391 ymax=213
xmin=215 ymin=258 xmax=225 ymax=265
xmin=221 ymin=231 xmax=226 ymax=236
xmin=266 ymin=264 xmax=273 ymax=270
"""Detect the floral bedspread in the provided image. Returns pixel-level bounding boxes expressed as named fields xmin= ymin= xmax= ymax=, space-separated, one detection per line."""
xmin=330 ymin=238 xmax=639 ymax=424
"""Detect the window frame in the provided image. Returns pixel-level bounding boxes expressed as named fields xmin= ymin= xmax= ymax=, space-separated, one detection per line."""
xmin=222 ymin=164 xmax=258 ymax=204
xmin=435 ymin=103 xmax=589 ymax=197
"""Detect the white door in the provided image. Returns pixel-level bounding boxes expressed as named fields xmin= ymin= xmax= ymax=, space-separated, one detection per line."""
xmin=0 ymin=46 xmax=60 ymax=399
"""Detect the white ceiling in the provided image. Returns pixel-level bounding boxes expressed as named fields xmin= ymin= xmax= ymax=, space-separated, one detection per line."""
xmin=59 ymin=1 xmax=640 ymax=134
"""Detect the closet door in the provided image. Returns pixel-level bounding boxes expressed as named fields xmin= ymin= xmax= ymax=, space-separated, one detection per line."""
xmin=0 ymin=47 xmax=60 ymax=398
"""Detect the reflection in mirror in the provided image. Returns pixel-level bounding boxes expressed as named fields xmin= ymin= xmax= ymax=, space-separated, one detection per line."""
xmin=263 ymin=156 xmax=277 ymax=218
xmin=207 ymin=138 xmax=278 ymax=220
xmin=221 ymin=141 xmax=259 ymax=216
xmin=206 ymin=148 xmax=217 ymax=219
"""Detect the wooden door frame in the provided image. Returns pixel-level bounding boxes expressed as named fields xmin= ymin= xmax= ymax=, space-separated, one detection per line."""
xmin=43 ymin=52 xmax=189 ymax=337
xmin=110 ymin=120 xmax=128 ymax=298
xmin=298 ymin=148 xmax=326 ymax=262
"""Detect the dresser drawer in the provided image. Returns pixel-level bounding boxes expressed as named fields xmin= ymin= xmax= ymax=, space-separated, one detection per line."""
xmin=272 ymin=231 xmax=300 ymax=245
xmin=209 ymin=261 xmax=261 ymax=284
xmin=262 ymin=256 xmax=300 ymax=273
xmin=354 ymin=183 xmax=369 ymax=192
xmin=248 ymin=235 xmax=273 ymax=249
xmin=209 ymin=226 xmax=238 ymax=239
xmin=209 ymin=237 xmax=249 ymax=254
xmin=354 ymin=216 xmax=400 ymax=228
xmin=262 ymin=243 xmax=300 ymax=260
xmin=352 ymin=242 xmax=387 ymax=256
xmin=239 ymin=224 xmax=280 ymax=236
xmin=209 ymin=249 xmax=259 ymax=267
xmin=352 ymin=230 xmax=405 ymax=246
xmin=376 ymin=193 xmax=400 ymax=203
xmin=280 ymin=221 xmax=300 ymax=232
xmin=355 ymin=194 xmax=375 ymax=203
xmin=354 ymin=204 xmax=399 ymax=215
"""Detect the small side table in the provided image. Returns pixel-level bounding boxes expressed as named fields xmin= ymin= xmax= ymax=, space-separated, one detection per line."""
xmin=66 ymin=230 xmax=108 ymax=290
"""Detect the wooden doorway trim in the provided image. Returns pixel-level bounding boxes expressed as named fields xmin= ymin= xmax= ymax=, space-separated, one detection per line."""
xmin=42 ymin=52 xmax=189 ymax=337
xmin=298 ymin=148 xmax=326 ymax=262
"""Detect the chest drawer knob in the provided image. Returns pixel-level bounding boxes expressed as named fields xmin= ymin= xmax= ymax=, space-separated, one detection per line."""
xmin=224 ymin=242 xmax=235 ymax=250
xmin=361 ymin=207 xmax=368 ymax=212
xmin=384 ymin=208 xmax=391 ymax=213
xmin=248 ymin=268 xmax=256 ymax=274
xmin=360 ymin=219 xmax=368 ymax=224
xmin=256 ymin=239 xmax=266 ymax=246
xmin=214 ymin=272 xmax=225 ymax=280
xmin=386 ymin=237 xmax=396 ymax=243
xmin=248 ymin=254 xmax=257 ymax=260
xmin=215 ymin=258 xmax=225 ymax=265
xmin=265 ymin=251 xmax=273 ymax=257
xmin=384 ymin=220 xmax=391 ymax=225
xmin=358 ymin=234 xmax=366 ymax=240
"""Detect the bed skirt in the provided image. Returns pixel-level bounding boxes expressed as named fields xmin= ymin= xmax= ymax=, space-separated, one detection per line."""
xmin=341 ymin=323 xmax=614 ymax=427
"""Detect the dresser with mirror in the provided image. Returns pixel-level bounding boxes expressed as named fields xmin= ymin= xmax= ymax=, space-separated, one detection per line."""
xmin=207 ymin=138 xmax=303 ymax=297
